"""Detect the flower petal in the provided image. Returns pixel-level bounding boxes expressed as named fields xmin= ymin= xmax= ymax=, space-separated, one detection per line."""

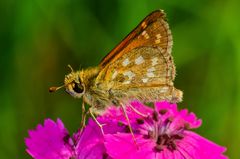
xmin=178 ymin=109 xmax=202 ymax=128
xmin=76 ymin=119 xmax=110 ymax=159
xmin=155 ymin=101 xmax=178 ymax=115
xmin=104 ymin=133 xmax=156 ymax=159
xmin=155 ymin=101 xmax=202 ymax=130
xmin=25 ymin=119 xmax=73 ymax=159
xmin=177 ymin=131 xmax=228 ymax=159
xmin=100 ymin=101 xmax=152 ymax=123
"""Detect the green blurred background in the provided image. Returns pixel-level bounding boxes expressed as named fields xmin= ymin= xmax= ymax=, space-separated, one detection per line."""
xmin=0 ymin=0 xmax=239 ymax=158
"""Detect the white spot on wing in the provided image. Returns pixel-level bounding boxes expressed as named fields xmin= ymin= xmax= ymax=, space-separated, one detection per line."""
xmin=123 ymin=81 xmax=131 ymax=84
xmin=160 ymin=87 xmax=169 ymax=93
xmin=151 ymin=57 xmax=158 ymax=66
xmin=123 ymin=71 xmax=135 ymax=79
xmin=147 ymin=72 xmax=155 ymax=77
xmin=155 ymin=39 xmax=161 ymax=44
xmin=142 ymin=30 xmax=146 ymax=36
xmin=135 ymin=56 xmax=144 ymax=65
xmin=122 ymin=58 xmax=130 ymax=66
xmin=141 ymin=22 xmax=147 ymax=29
xmin=112 ymin=70 xmax=118 ymax=79
xmin=123 ymin=71 xmax=135 ymax=84
xmin=147 ymin=67 xmax=155 ymax=72
xmin=141 ymin=30 xmax=149 ymax=39
xmin=142 ymin=78 xmax=149 ymax=83
xmin=156 ymin=34 xmax=161 ymax=39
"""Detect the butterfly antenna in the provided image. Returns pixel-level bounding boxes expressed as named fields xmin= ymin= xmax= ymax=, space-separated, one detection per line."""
xmin=79 ymin=64 xmax=82 ymax=71
xmin=49 ymin=85 xmax=64 ymax=93
xmin=68 ymin=64 xmax=74 ymax=72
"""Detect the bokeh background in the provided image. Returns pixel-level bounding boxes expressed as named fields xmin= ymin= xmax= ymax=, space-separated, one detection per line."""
xmin=0 ymin=0 xmax=239 ymax=158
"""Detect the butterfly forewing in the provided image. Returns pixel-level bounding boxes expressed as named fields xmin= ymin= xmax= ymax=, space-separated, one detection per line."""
xmin=99 ymin=10 xmax=174 ymax=79
xmin=97 ymin=10 xmax=174 ymax=82
xmin=95 ymin=10 xmax=182 ymax=103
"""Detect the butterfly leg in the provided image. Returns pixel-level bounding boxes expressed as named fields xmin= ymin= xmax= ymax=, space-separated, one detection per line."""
xmin=80 ymin=101 xmax=88 ymax=132
xmin=120 ymin=103 xmax=138 ymax=148
xmin=89 ymin=108 xmax=105 ymax=135
xmin=128 ymin=104 xmax=148 ymax=118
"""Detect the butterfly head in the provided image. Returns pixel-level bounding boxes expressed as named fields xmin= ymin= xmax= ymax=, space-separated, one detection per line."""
xmin=49 ymin=65 xmax=85 ymax=98
xmin=64 ymin=71 xmax=85 ymax=98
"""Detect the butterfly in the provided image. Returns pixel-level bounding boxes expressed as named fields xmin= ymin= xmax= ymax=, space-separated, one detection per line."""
xmin=49 ymin=9 xmax=183 ymax=141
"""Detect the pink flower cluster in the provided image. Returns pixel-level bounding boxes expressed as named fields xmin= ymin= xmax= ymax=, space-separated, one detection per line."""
xmin=25 ymin=101 xmax=228 ymax=159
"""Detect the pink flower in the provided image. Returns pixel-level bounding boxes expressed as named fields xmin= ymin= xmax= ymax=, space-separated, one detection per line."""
xmin=101 ymin=101 xmax=228 ymax=159
xmin=25 ymin=119 xmax=74 ymax=159
xmin=25 ymin=101 xmax=228 ymax=159
xmin=25 ymin=118 xmax=111 ymax=159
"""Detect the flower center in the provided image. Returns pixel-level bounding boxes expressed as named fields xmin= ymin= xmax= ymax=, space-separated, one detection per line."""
xmin=135 ymin=109 xmax=185 ymax=152
xmin=154 ymin=133 xmax=183 ymax=152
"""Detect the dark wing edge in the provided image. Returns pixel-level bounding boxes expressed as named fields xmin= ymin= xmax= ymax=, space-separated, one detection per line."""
xmin=99 ymin=10 xmax=166 ymax=68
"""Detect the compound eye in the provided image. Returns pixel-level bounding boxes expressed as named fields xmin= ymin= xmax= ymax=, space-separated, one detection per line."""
xmin=72 ymin=82 xmax=84 ymax=93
